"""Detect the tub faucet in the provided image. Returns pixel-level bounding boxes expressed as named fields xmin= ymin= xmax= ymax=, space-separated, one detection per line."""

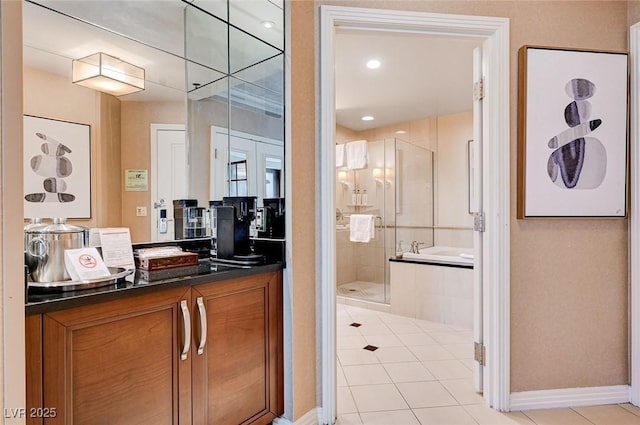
xmin=410 ymin=241 xmax=425 ymax=253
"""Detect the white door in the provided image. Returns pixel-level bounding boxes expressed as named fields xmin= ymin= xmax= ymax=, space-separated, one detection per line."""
xmin=472 ymin=46 xmax=485 ymax=393
xmin=151 ymin=125 xmax=186 ymax=241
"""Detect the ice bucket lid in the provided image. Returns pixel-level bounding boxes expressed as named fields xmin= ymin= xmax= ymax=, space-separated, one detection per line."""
xmin=24 ymin=217 xmax=88 ymax=234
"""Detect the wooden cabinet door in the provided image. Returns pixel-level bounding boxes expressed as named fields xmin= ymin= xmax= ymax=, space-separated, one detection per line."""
xmin=42 ymin=287 xmax=192 ymax=425
xmin=191 ymin=271 xmax=283 ymax=425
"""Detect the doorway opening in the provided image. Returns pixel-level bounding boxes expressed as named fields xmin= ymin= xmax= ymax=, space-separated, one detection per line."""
xmin=319 ymin=6 xmax=510 ymax=423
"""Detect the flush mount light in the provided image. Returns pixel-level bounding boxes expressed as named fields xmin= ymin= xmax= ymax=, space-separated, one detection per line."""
xmin=262 ymin=20 xmax=275 ymax=29
xmin=395 ymin=130 xmax=407 ymax=134
xmin=361 ymin=115 xmax=374 ymax=121
xmin=366 ymin=59 xmax=381 ymax=69
xmin=72 ymin=52 xmax=145 ymax=96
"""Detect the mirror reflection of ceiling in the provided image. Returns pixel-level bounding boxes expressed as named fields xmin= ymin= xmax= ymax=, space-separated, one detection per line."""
xmin=23 ymin=0 xmax=284 ymax=107
xmin=335 ymin=28 xmax=482 ymax=131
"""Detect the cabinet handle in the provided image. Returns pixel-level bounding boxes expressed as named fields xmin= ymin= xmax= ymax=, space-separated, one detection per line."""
xmin=180 ymin=300 xmax=191 ymax=361
xmin=196 ymin=296 xmax=207 ymax=355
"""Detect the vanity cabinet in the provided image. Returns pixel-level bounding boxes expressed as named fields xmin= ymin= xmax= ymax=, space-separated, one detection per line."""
xmin=26 ymin=271 xmax=283 ymax=425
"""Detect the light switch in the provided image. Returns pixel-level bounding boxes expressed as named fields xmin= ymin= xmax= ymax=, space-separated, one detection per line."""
xmin=136 ymin=206 xmax=147 ymax=217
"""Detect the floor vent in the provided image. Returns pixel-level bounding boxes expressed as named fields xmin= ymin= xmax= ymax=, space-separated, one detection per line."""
xmin=363 ymin=345 xmax=379 ymax=351
xmin=349 ymin=322 xmax=362 ymax=327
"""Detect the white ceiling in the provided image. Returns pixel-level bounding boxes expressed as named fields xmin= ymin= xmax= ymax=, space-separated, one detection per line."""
xmin=23 ymin=0 xmax=284 ymax=103
xmin=335 ymin=28 xmax=482 ymax=131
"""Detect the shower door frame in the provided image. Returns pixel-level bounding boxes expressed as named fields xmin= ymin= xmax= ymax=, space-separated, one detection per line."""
xmin=319 ymin=5 xmax=511 ymax=423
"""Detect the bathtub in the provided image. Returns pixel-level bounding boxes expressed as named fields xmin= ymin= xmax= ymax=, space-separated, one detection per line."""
xmin=401 ymin=245 xmax=474 ymax=266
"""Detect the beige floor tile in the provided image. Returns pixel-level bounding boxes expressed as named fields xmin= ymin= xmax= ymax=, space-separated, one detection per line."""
xmin=338 ymin=335 xmax=368 ymax=350
xmin=337 ymin=365 xmax=348 ymax=387
xmin=442 ymin=343 xmax=474 ymax=359
xmin=573 ymin=404 xmax=640 ymax=425
xmin=343 ymin=364 xmax=392 ymax=386
xmin=620 ymin=403 xmax=640 ymax=417
xmin=414 ymin=319 xmax=456 ymax=332
xmin=521 ymin=407 xmax=594 ymax=425
xmin=374 ymin=346 xmax=419 ymax=363
xmin=338 ymin=387 xmax=358 ymax=414
xmin=358 ymin=323 xmax=395 ymax=336
xmin=428 ymin=331 xmax=471 ymax=344
xmin=396 ymin=381 xmax=458 ymax=409
xmin=336 ymin=413 xmax=363 ymax=425
xmin=409 ymin=345 xmax=456 ymax=361
xmin=382 ymin=362 xmax=435 ymax=383
xmin=338 ymin=348 xmax=380 ymax=366
xmin=340 ymin=325 xmax=365 ymax=337
xmin=413 ymin=405 xmax=478 ymax=425
xmin=397 ymin=332 xmax=439 ymax=346
xmin=365 ymin=333 xmax=404 ymax=348
xmin=422 ymin=359 xmax=473 ymax=380
xmin=386 ymin=322 xmax=424 ymax=334
xmin=440 ymin=378 xmax=484 ymax=405
xmin=464 ymin=405 xmax=536 ymax=425
xmin=360 ymin=409 xmax=421 ymax=425
xmin=350 ymin=384 xmax=409 ymax=412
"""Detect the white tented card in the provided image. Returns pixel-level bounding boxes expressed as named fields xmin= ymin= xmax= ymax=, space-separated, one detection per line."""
xmin=99 ymin=228 xmax=135 ymax=282
xmin=98 ymin=228 xmax=135 ymax=270
xmin=64 ymin=247 xmax=111 ymax=281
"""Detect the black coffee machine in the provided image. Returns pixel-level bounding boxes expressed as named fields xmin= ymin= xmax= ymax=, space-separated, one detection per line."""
xmin=214 ymin=196 xmax=264 ymax=264
xmin=257 ymin=198 xmax=285 ymax=239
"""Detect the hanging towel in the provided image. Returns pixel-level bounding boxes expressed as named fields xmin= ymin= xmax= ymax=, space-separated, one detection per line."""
xmin=346 ymin=140 xmax=368 ymax=170
xmin=335 ymin=144 xmax=346 ymax=168
xmin=349 ymin=214 xmax=375 ymax=243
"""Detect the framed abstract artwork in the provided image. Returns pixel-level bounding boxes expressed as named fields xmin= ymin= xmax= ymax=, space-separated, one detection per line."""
xmin=517 ymin=46 xmax=629 ymax=218
xmin=23 ymin=115 xmax=91 ymax=219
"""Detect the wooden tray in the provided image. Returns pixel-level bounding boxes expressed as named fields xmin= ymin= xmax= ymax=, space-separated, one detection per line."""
xmin=135 ymin=252 xmax=199 ymax=271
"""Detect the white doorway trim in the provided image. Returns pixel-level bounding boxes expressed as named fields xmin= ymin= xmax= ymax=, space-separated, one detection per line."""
xmin=318 ymin=6 xmax=510 ymax=423
xmin=629 ymin=22 xmax=640 ymax=406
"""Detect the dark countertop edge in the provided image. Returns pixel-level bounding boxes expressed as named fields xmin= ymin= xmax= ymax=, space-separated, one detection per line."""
xmin=26 ymin=262 xmax=283 ymax=316
xmin=389 ymin=257 xmax=474 ymax=270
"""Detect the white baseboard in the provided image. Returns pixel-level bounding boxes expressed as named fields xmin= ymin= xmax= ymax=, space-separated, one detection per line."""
xmin=273 ymin=407 xmax=322 ymax=425
xmin=510 ymin=385 xmax=630 ymax=411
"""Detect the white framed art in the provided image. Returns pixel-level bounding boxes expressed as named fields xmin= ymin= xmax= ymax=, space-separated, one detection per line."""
xmin=23 ymin=115 xmax=91 ymax=219
xmin=517 ymin=46 xmax=629 ymax=218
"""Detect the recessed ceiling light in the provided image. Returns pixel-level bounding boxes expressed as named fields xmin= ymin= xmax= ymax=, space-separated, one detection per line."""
xmin=262 ymin=21 xmax=275 ymax=29
xmin=361 ymin=116 xmax=374 ymax=121
xmin=395 ymin=130 xmax=407 ymax=134
xmin=366 ymin=59 xmax=381 ymax=69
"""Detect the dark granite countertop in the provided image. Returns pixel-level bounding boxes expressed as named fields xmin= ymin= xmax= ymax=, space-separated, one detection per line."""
xmin=26 ymin=260 xmax=284 ymax=315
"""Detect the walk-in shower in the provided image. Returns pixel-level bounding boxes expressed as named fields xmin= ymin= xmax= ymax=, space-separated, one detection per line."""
xmin=335 ymin=138 xmax=434 ymax=304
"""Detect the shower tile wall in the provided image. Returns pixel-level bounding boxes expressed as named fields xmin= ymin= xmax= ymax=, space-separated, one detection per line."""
xmin=335 ymin=110 xmax=474 ymax=294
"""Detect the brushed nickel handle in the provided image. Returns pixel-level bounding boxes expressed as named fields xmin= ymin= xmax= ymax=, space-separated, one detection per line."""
xmin=196 ymin=296 xmax=207 ymax=355
xmin=180 ymin=300 xmax=191 ymax=361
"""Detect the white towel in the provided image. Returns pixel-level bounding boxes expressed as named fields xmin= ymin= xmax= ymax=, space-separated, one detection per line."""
xmin=335 ymin=144 xmax=346 ymax=168
xmin=349 ymin=214 xmax=375 ymax=243
xmin=346 ymin=140 xmax=368 ymax=170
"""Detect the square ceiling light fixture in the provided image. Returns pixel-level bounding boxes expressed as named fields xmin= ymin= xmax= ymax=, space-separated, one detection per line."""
xmin=72 ymin=52 xmax=145 ymax=96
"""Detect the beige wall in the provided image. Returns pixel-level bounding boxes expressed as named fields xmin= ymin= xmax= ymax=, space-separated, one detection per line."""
xmin=307 ymin=0 xmax=630 ymax=394
xmin=120 ymin=101 xmax=184 ymax=242
xmin=290 ymin=0 xmax=318 ymax=419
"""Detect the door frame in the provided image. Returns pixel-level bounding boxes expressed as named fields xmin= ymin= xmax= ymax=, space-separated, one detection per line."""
xmin=149 ymin=123 xmax=185 ymax=241
xmin=318 ymin=6 xmax=510 ymax=422
xmin=628 ymin=22 xmax=640 ymax=405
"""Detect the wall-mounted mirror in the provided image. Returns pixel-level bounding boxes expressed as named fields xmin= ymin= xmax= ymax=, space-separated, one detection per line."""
xmin=22 ymin=0 xmax=285 ymax=244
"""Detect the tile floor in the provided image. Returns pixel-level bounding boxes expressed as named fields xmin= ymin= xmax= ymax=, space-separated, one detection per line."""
xmin=336 ymin=303 xmax=640 ymax=425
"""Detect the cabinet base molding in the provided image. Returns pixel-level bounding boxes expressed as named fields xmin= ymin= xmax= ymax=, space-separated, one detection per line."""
xmin=510 ymin=385 xmax=630 ymax=411
xmin=272 ymin=407 xmax=320 ymax=425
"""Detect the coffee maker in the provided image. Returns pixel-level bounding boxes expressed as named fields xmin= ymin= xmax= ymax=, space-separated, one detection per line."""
xmin=214 ymin=196 xmax=264 ymax=264
xmin=257 ymin=198 xmax=285 ymax=239
xmin=173 ymin=199 xmax=208 ymax=240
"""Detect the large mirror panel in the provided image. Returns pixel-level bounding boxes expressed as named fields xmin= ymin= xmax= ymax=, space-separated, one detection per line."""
xmin=23 ymin=0 xmax=285 ymax=244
